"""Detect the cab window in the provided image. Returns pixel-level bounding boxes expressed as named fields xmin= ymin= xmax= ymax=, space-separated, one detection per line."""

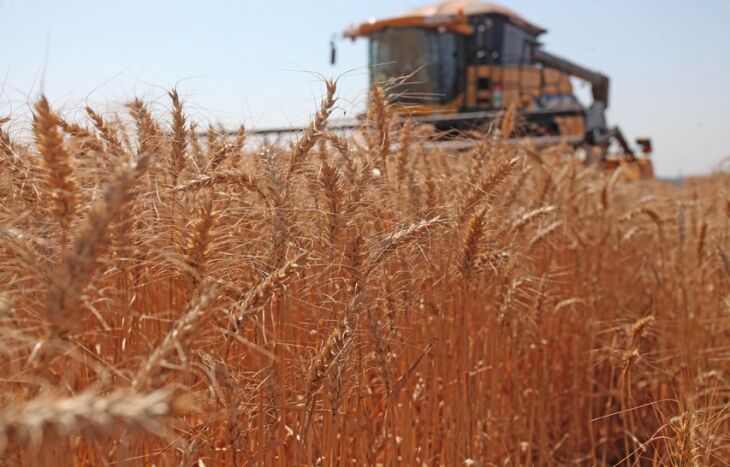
xmin=501 ymin=22 xmax=534 ymax=64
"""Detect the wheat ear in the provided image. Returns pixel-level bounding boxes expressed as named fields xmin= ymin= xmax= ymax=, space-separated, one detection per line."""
xmin=168 ymin=89 xmax=187 ymax=185
xmin=287 ymin=79 xmax=337 ymax=178
xmin=32 ymin=96 xmax=77 ymax=233
xmin=46 ymin=155 xmax=149 ymax=337
xmin=0 ymin=388 xmax=185 ymax=453
xmin=133 ymin=285 xmax=217 ymax=389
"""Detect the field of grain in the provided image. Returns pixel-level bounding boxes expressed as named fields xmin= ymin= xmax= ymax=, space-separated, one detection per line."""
xmin=0 ymin=82 xmax=728 ymax=466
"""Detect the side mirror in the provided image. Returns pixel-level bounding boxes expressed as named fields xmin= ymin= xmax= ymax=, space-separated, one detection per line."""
xmin=330 ymin=38 xmax=336 ymax=66
xmin=636 ymin=138 xmax=652 ymax=155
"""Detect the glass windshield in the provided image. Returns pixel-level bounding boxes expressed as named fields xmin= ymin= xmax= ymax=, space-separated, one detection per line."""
xmin=501 ymin=22 xmax=534 ymax=64
xmin=369 ymin=28 xmax=462 ymax=105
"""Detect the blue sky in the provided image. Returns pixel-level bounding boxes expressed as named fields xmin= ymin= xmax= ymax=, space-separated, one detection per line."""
xmin=2 ymin=0 xmax=729 ymax=177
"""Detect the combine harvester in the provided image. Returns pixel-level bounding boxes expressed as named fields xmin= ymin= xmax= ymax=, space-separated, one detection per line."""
xmin=258 ymin=0 xmax=655 ymax=179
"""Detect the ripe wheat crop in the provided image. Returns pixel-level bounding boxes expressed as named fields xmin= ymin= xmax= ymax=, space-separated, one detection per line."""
xmin=0 ymin=83 xmax=728 ymax=465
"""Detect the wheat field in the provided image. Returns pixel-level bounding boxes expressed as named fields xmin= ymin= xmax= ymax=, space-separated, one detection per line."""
xmin=0 ymin=82 xmax=728 ymax=466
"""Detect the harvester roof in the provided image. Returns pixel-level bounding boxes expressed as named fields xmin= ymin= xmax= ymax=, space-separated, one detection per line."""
xmin=345 ymin=0 xmax=545 ymax=38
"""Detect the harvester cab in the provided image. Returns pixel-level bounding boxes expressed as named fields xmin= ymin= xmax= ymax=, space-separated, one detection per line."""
xmin=341 ymin=0 xmax=653 ymax=179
